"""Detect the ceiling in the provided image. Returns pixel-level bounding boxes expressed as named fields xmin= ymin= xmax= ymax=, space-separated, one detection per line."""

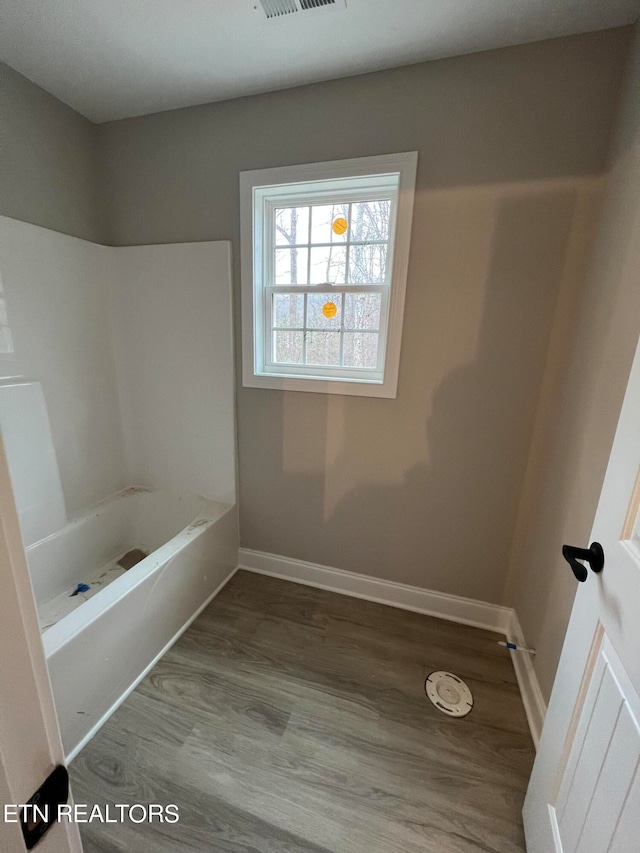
xmin=1 ymin=0 xmax=638 ymax=123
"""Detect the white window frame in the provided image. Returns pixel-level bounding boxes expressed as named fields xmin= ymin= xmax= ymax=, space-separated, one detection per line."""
xmin=240 ymin=152 xmax=417 ymax=398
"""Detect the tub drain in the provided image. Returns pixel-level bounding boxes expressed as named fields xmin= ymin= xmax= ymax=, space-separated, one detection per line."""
xmin=425 ymin=671 xmax=473 ymax=717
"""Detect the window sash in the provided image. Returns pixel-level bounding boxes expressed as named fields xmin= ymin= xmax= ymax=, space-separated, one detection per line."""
xmin=268 ymin=206 xmax=394 ymax=287
xmin=263 ymin=284 xmax=389 ymax=378
xmin=261 ymin=187 xmax=397 ymax=381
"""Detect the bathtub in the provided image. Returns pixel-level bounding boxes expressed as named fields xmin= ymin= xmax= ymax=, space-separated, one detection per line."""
xmin=26 ymin=487 xmax=238 ymax=759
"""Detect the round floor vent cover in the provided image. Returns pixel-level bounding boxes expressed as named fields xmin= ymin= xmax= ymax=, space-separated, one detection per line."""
xmin=425 ymin=671 xmax=473 ymax=717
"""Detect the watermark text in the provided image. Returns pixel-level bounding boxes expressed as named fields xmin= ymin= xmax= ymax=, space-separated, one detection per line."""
xmin=3 ymin=803 xmax=180 ymax=824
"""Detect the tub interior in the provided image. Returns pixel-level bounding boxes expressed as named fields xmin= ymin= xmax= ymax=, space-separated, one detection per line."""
xmin=27 ymin=487 xmax=212 ymax=632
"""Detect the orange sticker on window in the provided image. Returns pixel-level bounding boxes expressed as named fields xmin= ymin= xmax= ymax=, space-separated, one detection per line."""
xmin=322 ymin=302 xmax=338 ymax=318
xmin=332 ymin=216 xmax=348 ymax=235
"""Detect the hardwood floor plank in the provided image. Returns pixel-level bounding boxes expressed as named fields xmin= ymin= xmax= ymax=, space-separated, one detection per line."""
xmin=70 ymin=570 xmax=533 ymax=852
xmin=154 ymin=638 xmax=532 ymax=787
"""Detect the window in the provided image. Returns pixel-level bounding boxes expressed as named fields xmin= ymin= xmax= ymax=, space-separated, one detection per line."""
xmin=240 ymin=152 xmax=417 ymax=397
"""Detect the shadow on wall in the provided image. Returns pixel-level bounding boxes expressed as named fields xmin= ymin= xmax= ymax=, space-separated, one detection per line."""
xmin=239 ymin=183 xmax=583 ymax=604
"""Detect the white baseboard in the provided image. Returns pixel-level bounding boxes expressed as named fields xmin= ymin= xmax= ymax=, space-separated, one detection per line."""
xmin=507 ymin=610 xmax=547 ymax=749
xmin=238 ymin=548 xmax=512 ymax=634
xmin=65 ymin=566 xmax=238 ymax=763
xmin=239 ymin=548 xmax=546 ymax=748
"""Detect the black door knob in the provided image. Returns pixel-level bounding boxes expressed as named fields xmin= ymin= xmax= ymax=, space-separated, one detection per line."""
xmin=562 ymin=542 xmax=605 ymax=582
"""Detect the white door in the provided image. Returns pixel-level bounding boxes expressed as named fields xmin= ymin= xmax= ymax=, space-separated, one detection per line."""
xmin=524 ymin=333 xmax=640 ymax=852
xmin=0 ymin=437 xmax=81 ymax=853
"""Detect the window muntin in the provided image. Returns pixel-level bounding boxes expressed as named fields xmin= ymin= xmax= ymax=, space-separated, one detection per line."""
xmin=272 ymin=199 xmax=391 ymax=285
xmin=241 ymin=153 xmax=417 ymax=398
xmin=258 ymin=179 xmax=399 ymax=383
xmin=268 ymin=197 xmax=389 ymax=373
xmin=271 ymin=291 xmax=382 ymax=370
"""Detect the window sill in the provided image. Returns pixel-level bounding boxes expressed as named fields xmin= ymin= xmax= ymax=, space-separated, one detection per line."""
xmin=243 ymin=371 xmax=398 ymax=398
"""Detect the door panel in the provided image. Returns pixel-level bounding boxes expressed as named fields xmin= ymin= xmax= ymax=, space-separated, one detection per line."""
xmin=524 ymin=332 xmax=640 ymax=852
xmin=608 ymin=771 xmax=640 ymax=853
xmin=550 ymin=636 xmax=640 ymax=853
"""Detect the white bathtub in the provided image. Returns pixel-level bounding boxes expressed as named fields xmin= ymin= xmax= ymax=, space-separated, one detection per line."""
xmin=26 ymin=487 xmax=238 ymax=759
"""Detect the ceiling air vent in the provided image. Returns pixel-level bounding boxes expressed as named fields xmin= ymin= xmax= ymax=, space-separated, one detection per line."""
xmin=258 ymin=0 xmax=297 ymax=18
xmin=299 ymin=0 xmax=336 ymax=9
xmin=255 ymin=0 xmax=344 ymax=20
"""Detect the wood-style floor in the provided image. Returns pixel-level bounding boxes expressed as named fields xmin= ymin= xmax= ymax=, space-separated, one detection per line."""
xmin=70 ymin=570 xmax=535 ymax=852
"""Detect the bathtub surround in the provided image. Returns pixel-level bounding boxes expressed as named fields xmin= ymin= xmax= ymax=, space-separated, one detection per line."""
xmin=0 ymin=220 xmax=123 ymax=512
xmin=0 ymin=218 xmax=236 ymax=511
xmin=0 ymin=218 xmax=239 ymax=757
xmin=0 ymin=381 xmax=67 ymax=545
xmin=111 ymin=243 xmax=236 ymax=505
xmin=0 ymin=26 xmax=636 ymax=733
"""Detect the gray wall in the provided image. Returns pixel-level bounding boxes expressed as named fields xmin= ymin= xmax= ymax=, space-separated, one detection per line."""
xmin=0 ymin=62 xmax=106 ymax=243
xmin=97 ymin=29 xmax=631 ymax=603
xmin=0 ymin=29 xmax=634 ymax=631
xmin=506 ymin=25 xmax=640 ymax=702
